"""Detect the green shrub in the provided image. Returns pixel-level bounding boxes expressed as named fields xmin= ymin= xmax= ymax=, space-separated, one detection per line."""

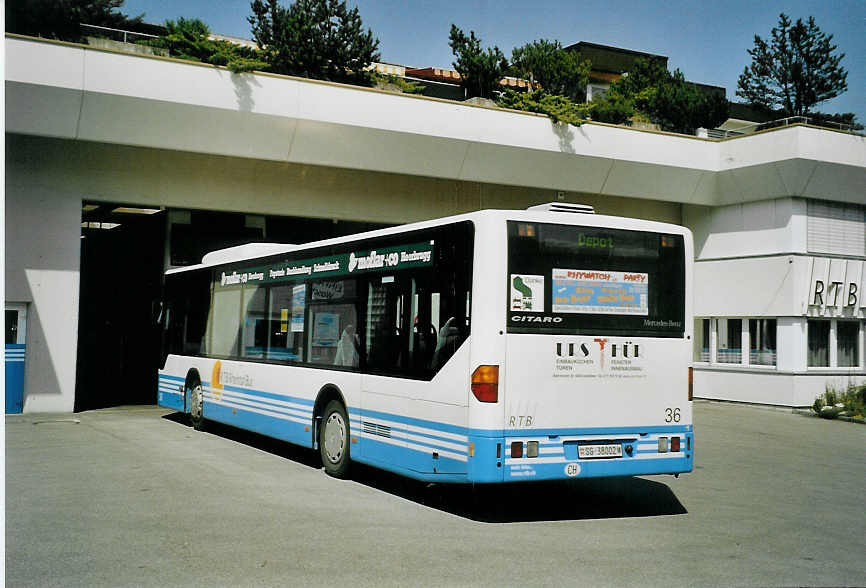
xmin=841 ymin=383 xmax=866 ymax=418
xmin=814 ymin=381 xmax=866 ymax=419
xmin=497 ymin=89 xmax=590 ymax=126
xmin=143 ymin=17 xmax=269 ymax=74
xmin=372 ymin=73 xmax=426 ymax=95
xmin=823 ymin=386 xmax=838 ymax=407
xmin=812 ymin=396 xmax=825 ymax=414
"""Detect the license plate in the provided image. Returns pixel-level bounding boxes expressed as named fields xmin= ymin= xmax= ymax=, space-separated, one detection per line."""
xmin=578 ymin=443 xmax=622 ymax=459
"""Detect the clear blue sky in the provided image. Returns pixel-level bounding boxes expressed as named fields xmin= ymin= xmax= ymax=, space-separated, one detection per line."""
xmin=123 ymin=0 xmax=865 ymax=122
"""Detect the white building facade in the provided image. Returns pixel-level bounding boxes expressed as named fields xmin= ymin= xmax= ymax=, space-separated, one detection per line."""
xmin=687 ymin=199 xmax=865 ymax=406
xmin=5 ymin=34 xmax=865 ymax=412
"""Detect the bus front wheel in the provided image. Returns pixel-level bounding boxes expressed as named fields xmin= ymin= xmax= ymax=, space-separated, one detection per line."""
xmin=320 ymin=400 xmax=350 ymax=478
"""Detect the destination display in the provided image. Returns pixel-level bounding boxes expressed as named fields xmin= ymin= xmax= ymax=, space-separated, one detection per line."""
xmin=214 ymin=242 xmax=434 ymax=290
xmin=552 ymin=268 xmax=648 ymax=315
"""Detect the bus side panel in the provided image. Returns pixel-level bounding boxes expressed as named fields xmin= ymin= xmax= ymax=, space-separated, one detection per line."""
xmin=159 ymin=355 xmax=363 ymax=450
xmin=466 ymin=214 xmax=508 ymax=483
xmin=157 ymin=372 xmax=186 ymax=412
xmin=354 ymin=343 xmax=471 ymax=476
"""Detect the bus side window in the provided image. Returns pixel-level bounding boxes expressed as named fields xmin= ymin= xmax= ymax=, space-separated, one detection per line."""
xmin=240 ymin=285 xmax=267 ymax=359
xmin=267 ymin=283 xmax=305 ymax=362
xmin=366 ymin=278 xmax=408 ymax=373
xmin=409 ymin=280 xmax=439 ymax=374
xmin=308 ymin=279 xmax=358 ymax=368
xmin=207 ymin=287 xmax=241 ymax=357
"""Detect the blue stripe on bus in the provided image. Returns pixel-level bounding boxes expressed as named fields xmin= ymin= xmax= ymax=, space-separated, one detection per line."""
xmin=475 ymin=424 xmax=692 ymax=438
xmin=159 ymin=374 xmax=185 ymax=383
xmin=350 ymin=406 xmax=470 ymax=437
xmin=354 ymin=434 xmax=467 ymax=478
xmin=219 ymin=383 xmax=315 ymax=406
xmin=156 ymin=373 xmax=693 ymax=483
xmin=204 ymin=401 xmax=312 ymax=447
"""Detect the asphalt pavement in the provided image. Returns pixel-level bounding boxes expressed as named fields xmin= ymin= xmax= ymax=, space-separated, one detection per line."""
xmin=5 ymin=401 xmax=865 ymax=587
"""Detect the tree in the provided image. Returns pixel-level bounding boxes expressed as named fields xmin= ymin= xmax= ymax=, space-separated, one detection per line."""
xmin=6 ymin=0 xmax=142 ymax=42
xmin=248 ymin=0 xmax=380 ymax=85
xmin=737 ymin=13 xmax=848 ymax=116
xmin=588 ymin=88 xmax=634 ymax=126
xmin=592 ymin=58 xmax=729 ymax=134
xmin=448 ymin=25 xmax=508 ymax=100
xmin=509 ymin=39 xmax=590 ymax=102
xmin=146 ymin=18 xmax=269 ymax=74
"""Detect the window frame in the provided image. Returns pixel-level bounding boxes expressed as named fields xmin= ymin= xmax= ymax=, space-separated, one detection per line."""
xmin=807 ymin=318 xmax=864 ymax=370
xmin=693 ymin=317 xmax=778 ymax=369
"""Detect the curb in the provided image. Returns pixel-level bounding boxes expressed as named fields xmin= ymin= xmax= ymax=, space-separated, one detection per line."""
xmin=792 ymin=408 xmax=866 ymax=424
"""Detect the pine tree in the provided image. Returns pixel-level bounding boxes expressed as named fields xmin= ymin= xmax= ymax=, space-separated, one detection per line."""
xmin=248 ymin=0 xmax=380 ymax=85
xmin=448 ymin=25 xmax=508 ymax=100
xmin=737 ymin=13 xmax=848 ymax=116
xmin=509 ymin=39 xmax=590 ymax=102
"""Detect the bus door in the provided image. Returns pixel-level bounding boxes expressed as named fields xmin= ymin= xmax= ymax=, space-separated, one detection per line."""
xmin=360 ymin=273 xmax=411 ymax=465
xmin=5 ymin=303 xmax=27 ymax=414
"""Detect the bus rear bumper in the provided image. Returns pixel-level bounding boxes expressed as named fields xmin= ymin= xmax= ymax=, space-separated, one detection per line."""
xmin=467 ymin=431 xmax=694 ymax=483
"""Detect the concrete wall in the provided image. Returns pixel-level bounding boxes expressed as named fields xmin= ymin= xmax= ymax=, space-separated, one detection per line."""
xmin=6 ymin=134 xmax=683 ymax=225
xmin=684 ymin=198 xmax=806 ymax=260
xmin=8 ymin=36 xmax=866 ymax=208
xmin=5 ymin=148 xmax=81 ymax=412
xmin=694 ymin=369 xmax=864 ymax=407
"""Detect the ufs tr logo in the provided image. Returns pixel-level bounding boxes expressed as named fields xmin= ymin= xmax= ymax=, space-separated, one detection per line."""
xmin=557 ymin=339 xmax=641 ymax=371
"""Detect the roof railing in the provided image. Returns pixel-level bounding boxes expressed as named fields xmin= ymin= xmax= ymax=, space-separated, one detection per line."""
xmin=711 ymin=115 xmax=858 ymax=138
xmin=80 ymin=23 xmax=159 ymax=44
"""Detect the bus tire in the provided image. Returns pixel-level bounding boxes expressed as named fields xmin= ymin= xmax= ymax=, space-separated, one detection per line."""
xmin=188 ymin=380 xmax=205 ymax=431
xmin=320 ymin=400 xmax=350 ymax=478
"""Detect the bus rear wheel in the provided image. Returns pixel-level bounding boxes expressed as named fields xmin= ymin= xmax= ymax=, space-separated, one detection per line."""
xmin=188 ymin=381 xmax=205 ymax=431
xmin=320 ymin=400 xmax=350 ymax=478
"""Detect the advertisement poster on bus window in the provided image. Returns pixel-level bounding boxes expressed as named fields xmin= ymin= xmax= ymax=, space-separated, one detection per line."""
xmin=313 ymin=312 xmax=339 ymax=346
xmin=552 ymin=268 xmax=648 ymax=315
xmin=510 ymin=274 xmax=544 ymax=312
xmin=291 ymin=284 xmax=306 ymax=332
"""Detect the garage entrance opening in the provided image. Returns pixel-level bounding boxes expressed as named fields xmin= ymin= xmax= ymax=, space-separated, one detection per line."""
xmin=75 ymin=203 xmax=392 ymax=412
xmin=75 ymin=203 xmax=167 ymax=411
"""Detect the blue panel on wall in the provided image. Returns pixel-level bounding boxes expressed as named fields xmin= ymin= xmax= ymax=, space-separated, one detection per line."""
xmin=5 ymin=344 xmax=26 ymax=414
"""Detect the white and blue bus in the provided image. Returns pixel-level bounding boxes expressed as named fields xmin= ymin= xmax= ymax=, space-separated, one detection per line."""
xmin=158 ymin=204 xmax=694 ymax=483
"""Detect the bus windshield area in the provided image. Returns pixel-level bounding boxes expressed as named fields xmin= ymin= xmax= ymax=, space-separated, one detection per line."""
xmin=507 ymin=221 xmax=685 ymax=337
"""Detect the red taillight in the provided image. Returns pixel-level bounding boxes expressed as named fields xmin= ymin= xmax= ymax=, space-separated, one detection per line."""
xmin=510 ymin=441 xmax=523 ymax=458
xmin=471 ymin=365 xmax=499 ymax=403
xmin=671 ymin=436 xmax=681 ymax=452
xmin=688 ymin=367 xmax=693 ymax=401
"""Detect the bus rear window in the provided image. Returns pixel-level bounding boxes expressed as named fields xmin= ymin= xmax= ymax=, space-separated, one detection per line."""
xmin=507 ymin=221 xmax=685 ymax=337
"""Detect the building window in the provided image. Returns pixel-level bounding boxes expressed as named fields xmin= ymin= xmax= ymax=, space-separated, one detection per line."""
xmin=694 ymin=318 xmax=710 ymax=362
xmin=587 ymin=84 xmax=609 ymax=102
xmin=837 ymin=321 xmax=860 ymax=367
xmin=749 ymin=319 xmax=777 ymax=366
xmin=807 ymin=320 xmax=831 ymax=367
xmin=717 ymin=319 xmax=742 ymax=364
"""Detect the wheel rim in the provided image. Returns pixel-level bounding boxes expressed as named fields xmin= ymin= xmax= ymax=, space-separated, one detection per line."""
xmin=190 ymin=384 xmax=203 ymax=420
xmin=323 ymin=412 xmax=346 ymax=464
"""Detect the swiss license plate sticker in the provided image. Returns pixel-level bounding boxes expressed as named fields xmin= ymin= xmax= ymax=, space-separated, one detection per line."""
xmin=578 ymin=443 xmax=622 ymax=459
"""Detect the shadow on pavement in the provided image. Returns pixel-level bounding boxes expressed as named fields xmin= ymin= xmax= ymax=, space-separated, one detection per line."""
xmin=161 ymin=412 xmax=321 ymax=470
xmin=351 ymin=463 xmax=688 ymax=522
xmin=162 ymin=412 xmax=687 ymax=522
